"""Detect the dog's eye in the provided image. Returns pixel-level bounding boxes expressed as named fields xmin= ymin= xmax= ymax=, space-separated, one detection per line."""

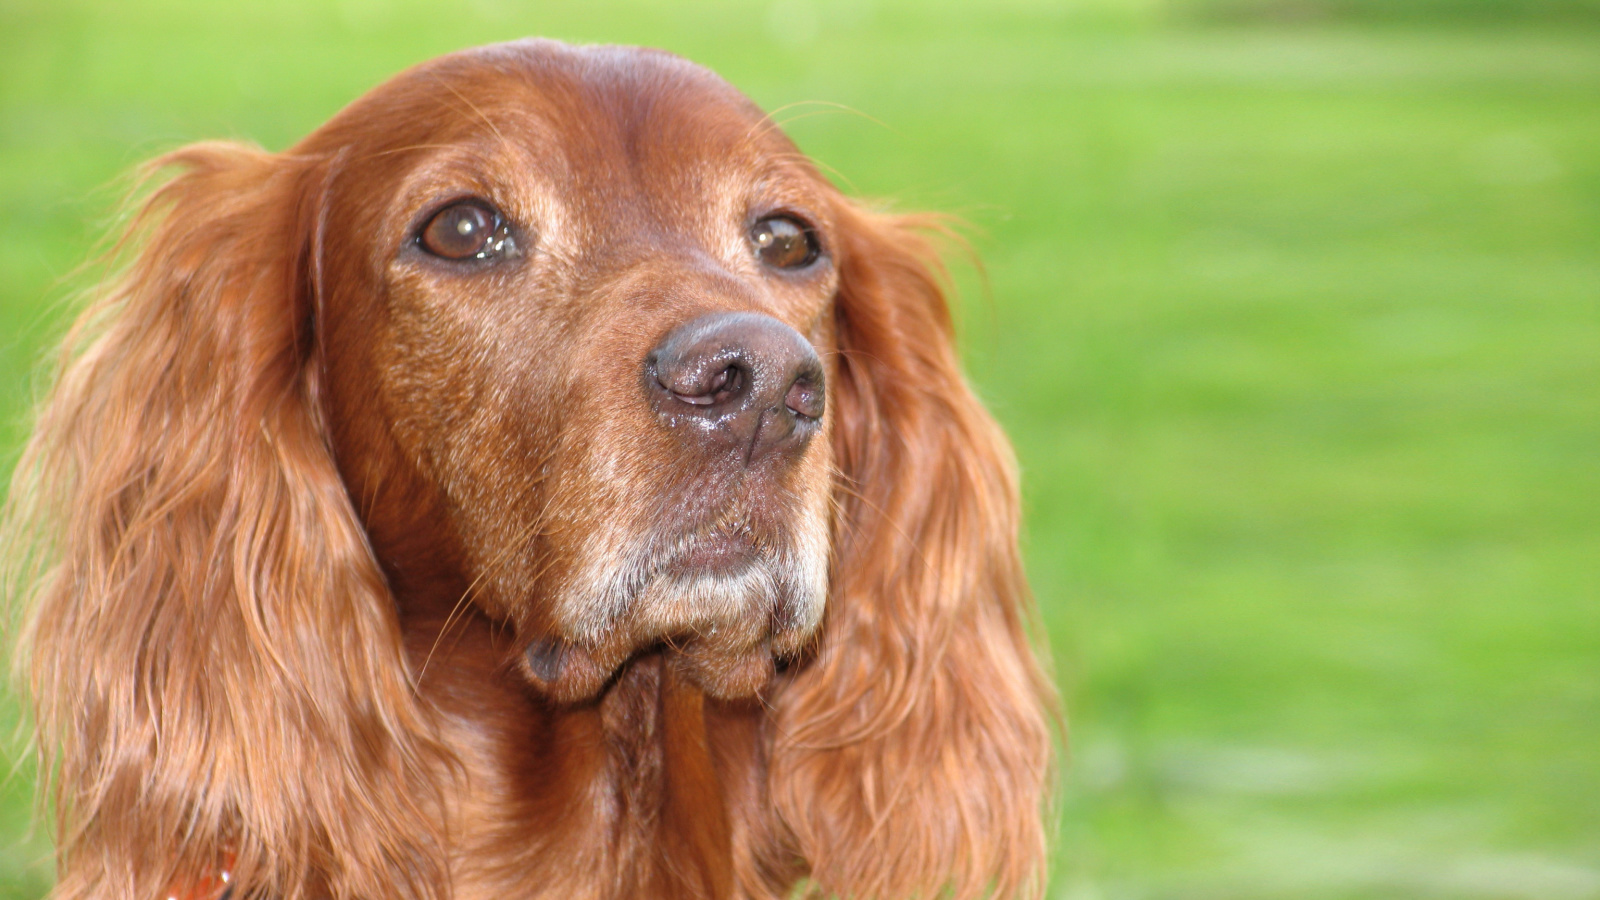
xmin=419 ymin=201 xmax=517 ymax=261
xmin=750 ymin=216 xmax=819 ymax=270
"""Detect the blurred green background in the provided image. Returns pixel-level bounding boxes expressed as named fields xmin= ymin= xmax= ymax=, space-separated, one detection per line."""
xmin=2 ymin=0 xmax=1596 ymax=897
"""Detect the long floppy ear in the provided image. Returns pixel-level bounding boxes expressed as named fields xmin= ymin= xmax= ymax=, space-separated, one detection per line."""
xmin=769 ymin=206 xmax=1056 ymax=900
xmin=7 ymin=144 xmax=449 ymax=900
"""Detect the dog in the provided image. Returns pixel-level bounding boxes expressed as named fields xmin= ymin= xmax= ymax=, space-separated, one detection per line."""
xmin=8 ymin=39 xmax=1053 ymax=900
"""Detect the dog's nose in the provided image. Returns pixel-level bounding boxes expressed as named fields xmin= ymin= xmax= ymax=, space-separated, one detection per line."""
xmin=646 ymin=312 xmax=825 ymax=463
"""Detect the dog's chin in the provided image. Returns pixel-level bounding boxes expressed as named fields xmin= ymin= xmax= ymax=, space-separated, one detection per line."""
xmin=518 ymin=548 xmax=825 ymax=704
xmin=520 ymin=638 xmax=782 ymax=703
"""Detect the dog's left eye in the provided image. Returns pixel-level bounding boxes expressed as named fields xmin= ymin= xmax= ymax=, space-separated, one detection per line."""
xmin=419 ymin=201 xmax=517 ymax=261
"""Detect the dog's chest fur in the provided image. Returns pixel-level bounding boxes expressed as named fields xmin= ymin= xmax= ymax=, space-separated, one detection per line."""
xmin=414 ymin=617 xmax=777 ymax=900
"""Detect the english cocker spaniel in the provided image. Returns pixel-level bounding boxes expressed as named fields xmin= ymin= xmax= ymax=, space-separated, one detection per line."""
xmin=9 ymin=39 xmax=1053 ymax=900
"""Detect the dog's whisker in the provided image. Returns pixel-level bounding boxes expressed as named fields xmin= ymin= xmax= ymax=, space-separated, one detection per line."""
xmin=418 ymin=509 xmax=549 ymax=682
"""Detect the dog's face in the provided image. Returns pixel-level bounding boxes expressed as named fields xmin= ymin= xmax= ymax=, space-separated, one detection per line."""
xmin=306 ymin=42 xmax=838 ymax=701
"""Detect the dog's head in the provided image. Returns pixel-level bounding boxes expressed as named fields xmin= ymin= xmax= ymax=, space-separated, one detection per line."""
xmin=15 ymin=39 xmax=1052 ymax=900
xmin=303 ymin=42 xmax=840 ymax=700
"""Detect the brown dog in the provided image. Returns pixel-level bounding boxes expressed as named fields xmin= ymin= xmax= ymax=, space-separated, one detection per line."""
xmin=10 ymin=39 xmax=1053 ymax=900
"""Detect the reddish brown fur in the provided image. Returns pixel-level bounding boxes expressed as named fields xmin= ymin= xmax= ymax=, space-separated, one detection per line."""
xmin=7 ymin=40 xmax=1055 ymax=900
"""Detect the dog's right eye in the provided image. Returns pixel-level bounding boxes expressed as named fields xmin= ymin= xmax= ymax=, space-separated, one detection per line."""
xmin=418 ymin=201 xmax=517 ymax=261
xmin=750 ymin=215 xmax=820 ymax=270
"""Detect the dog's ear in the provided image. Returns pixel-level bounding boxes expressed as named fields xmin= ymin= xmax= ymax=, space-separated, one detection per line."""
xmin=8 ymin=143 xmax=449 ymax=900
xmin=768 ymin=206 xmax=1057 ymax=900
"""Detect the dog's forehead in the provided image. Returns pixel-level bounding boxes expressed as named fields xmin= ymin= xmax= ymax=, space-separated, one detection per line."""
xmin=312 ymin=40 xmax=792 ymax=172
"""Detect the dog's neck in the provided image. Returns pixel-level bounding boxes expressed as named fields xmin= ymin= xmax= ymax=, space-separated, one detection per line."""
xmin=402 ymin=608 xmax=779 ymax=900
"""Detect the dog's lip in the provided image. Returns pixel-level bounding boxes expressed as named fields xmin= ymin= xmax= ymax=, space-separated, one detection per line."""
xmin=669 ymin=529 xmax=756 ymax=574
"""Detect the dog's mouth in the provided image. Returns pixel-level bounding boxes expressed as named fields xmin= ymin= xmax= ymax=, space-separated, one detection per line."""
xmin=517 ymin=514 xmax=825 ymax=703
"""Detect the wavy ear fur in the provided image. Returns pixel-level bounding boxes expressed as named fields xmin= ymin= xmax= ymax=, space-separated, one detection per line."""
xmin=7 ymin=143 xmax=449 ymax=900
xmin=770 ymin=207 xmax=1056 ymax=900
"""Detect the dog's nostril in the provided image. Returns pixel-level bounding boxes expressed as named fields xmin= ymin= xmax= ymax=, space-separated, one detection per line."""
xmin=670 ymin=371 xmax=719 ymax=405
xmin=785 ymin=379 xmax=824 ymax=420
xmin=661 ymin=364 xmax=745 ymax=407
xmin=707 ymin=365 xmax=742 ymax=404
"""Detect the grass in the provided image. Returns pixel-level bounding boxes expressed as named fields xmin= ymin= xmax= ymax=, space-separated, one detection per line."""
xmin=2 ymin=1 xmax=1597 ymax=898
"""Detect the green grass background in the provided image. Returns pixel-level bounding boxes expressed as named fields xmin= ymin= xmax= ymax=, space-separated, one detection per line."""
xmin=2 ymin=0 xmax=1597 ymax=897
